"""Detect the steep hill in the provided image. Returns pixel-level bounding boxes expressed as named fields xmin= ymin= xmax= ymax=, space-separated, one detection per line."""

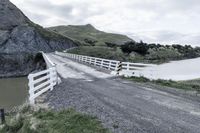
xmin=47 ymin=24 xmax=133 ymax=46
xmin=0 ymin=0 xmax=77 ymax=77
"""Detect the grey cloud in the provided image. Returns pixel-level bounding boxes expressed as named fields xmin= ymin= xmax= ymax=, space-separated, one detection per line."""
xmin=23 ymin=10 xmax=49 ymax=23
xmin=26 ymin=0 xmax=73 ymax=18
xmin=10 ymin=0 xmax=200 ymax=46
xmin=25 ymin=0 xmax=103 ymax=24
xmin=131 ymin=31 xmax=200 ymax=46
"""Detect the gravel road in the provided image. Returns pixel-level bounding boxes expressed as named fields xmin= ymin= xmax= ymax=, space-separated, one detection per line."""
xmin=44 ymin=53 xmax=200 ymax=133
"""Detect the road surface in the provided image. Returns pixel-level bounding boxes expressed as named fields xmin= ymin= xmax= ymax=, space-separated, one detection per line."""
xmin=44 ymin=53 xmax=200 ymax=133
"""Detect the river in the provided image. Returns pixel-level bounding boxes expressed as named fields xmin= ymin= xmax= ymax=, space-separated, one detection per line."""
xmin=138 ymin=57 xmax=200 ymax=81
xmin=0 ymin=77 xmax=28 ymax=110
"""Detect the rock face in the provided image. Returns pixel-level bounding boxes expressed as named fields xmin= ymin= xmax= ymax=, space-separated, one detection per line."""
xmin=0 ymin=0 xmax=29 ymax=30
xmin=0 ymin=0 xmax=77 ymax=78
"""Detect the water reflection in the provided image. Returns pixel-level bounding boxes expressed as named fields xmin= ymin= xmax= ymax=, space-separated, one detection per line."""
xmin=0 ymin=77 xmax=28 ymax=110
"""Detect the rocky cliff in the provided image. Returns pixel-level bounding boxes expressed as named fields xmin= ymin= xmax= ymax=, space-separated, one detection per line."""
xmin=0 ymin=0 xmax=77 ymax=77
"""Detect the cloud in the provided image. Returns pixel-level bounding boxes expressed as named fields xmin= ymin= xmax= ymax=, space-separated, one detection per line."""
xmin=10 ymin=0 xmax=200 ymax=46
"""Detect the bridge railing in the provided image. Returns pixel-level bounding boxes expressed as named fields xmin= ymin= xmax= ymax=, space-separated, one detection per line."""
xmin=120 ymin=62 xmax=155 ymax=77
xmin=122 ymin=62 xmax=154 ymax=70
xmin=28 ymin=67 xmax=57 ymax=104
xmin=41 ymin=51 xmax=55 ymax=68
xmin=28 ymin=52 xmax=58 ymax=105
xmin=55 ymin=51 xmax=120 ymax=71
xmin=55 ymin=51 xmax=155 ymax=77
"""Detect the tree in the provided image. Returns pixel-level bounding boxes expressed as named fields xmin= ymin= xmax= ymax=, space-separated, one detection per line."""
xmin=121 ymin=41 xmax=149 ymax=55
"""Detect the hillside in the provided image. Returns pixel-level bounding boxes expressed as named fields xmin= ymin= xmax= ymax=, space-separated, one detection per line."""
xmin=47 ymin=24 xmax=133 ymax=46
xmin=0 ymin=0 xmax=77 ymax=77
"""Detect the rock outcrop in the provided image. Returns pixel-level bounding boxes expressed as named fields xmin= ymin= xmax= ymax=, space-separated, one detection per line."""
xmin=0 ymin=0 xmax=77 ymax=77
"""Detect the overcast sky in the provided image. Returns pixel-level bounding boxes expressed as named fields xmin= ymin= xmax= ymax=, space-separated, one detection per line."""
xmin=10 ymin=0 xmax=200 ymax=46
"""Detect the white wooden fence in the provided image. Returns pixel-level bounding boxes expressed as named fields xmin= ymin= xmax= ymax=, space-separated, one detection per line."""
xmin=28 ymin=67 xmax=57 ymax=104
xmin=41 ymin=52 xmax=55 ymax=68
xmin=28 ymin=52 xmax=58 ymax=104
xmin=55 ymin=51 xmax=120 ymax=71
xmin=55 ymin=51 xmax=155 ymax=77
xmin=120 ymin=62 xmax=155 ymax=77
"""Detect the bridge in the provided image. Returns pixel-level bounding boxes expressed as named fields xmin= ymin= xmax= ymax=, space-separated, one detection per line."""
xmin=28 ymin=51 xmax=200 ymax=133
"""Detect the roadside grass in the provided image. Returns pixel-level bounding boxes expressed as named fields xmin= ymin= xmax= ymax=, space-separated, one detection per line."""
xmin=0 ymin=105 xmax=110 ymax=133
xmin=126 ymin=76 xmax=200 ymax=93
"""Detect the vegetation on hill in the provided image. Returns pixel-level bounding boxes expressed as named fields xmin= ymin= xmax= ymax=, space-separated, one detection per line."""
xmin=0 ymin=105 xmax=110 ymax=133
xmin=68 ymin=40 xmax=200 ymax=64
xmin=47 ymin=24 xmax=133 ymax=46
xmin=121 ymin=41 xmax=200 ymax=63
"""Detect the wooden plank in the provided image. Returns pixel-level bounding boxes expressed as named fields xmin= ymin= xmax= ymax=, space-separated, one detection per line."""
xmin=30 ymin=85 xmax=52 ymax=100
xmin=29 ymin=80 xmax=51 ymax=93
xmin=28 ymin=69 xmax=50 ymax=78
xmin=32 ymin=74 xmax=50 ymax=84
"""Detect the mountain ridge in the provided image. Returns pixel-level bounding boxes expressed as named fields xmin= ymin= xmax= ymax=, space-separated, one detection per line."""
xmin=47 ymin=24 xmax=133 ymax=46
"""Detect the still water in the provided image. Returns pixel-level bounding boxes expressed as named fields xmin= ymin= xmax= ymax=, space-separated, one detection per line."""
xmin=0 ymin=77 xmax=28 ymax=110
xmin=140 ymin=57 xmax=200 ymax=81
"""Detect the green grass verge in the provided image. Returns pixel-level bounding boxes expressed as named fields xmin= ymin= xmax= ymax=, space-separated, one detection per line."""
xmin=0 ymin=105 xmax=110 ymax=133
xmin=126 ymin=76 xmax=200 ymax=92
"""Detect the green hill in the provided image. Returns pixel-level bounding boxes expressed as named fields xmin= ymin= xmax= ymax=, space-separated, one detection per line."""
xmin=47 ymin=24 xmax=133 ymax=46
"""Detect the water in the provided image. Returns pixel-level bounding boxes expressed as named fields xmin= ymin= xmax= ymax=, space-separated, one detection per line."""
xmin=139 ymin=57 xmax=200 ymax=81
xmin=0 ymin=77 xmax=28 ymax=110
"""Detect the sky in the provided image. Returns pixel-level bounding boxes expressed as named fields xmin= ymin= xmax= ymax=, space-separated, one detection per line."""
xmin=10 ymin=0 xmax=200 ymax=46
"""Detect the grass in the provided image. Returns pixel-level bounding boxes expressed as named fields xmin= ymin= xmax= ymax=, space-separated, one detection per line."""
xmin=126 ymin=76 xmax=200 ymax=93
xmin=0 ymin=104 xmax=110 ymax=133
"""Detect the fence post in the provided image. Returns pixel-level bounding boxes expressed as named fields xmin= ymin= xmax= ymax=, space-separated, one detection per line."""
xmin=89 ymin=57 xmax=92 ymax=64
xmin=116 ymin=61 xmax=122 ymax=75
xmin=127 ymin=62 xmax=130 ymax=70
xmin=0 ymin=109 xmax=5 ymax=124
xmin=94 ymin=58 xmax=97 ymax=66
xmin=108 ymin=61 xmax=111 ymax=70
xmin=28 ymin=74 xmax=35 ymax=104
xmin=50 ymin=67 xmax=54 ymax=91
xmin=100 ymin=59 xmax=103 ymax=68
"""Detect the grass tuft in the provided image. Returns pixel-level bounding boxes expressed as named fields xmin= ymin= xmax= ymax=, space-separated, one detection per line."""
xmin=0 ymin=106 xmax=110 ymax=133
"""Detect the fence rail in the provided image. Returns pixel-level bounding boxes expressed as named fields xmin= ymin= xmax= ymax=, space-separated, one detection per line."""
xmin=55 ymin=52 xmax=120 ymax=71
xmin=41 ymin=51 xmax=55 ymax=68
xmin=28 ymin=67 xmax=57 ymax=104
xmin=55 ymin=51 xmax=155 ymax=77
xmin=122 ymin=62 xmax=154 ymax=70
